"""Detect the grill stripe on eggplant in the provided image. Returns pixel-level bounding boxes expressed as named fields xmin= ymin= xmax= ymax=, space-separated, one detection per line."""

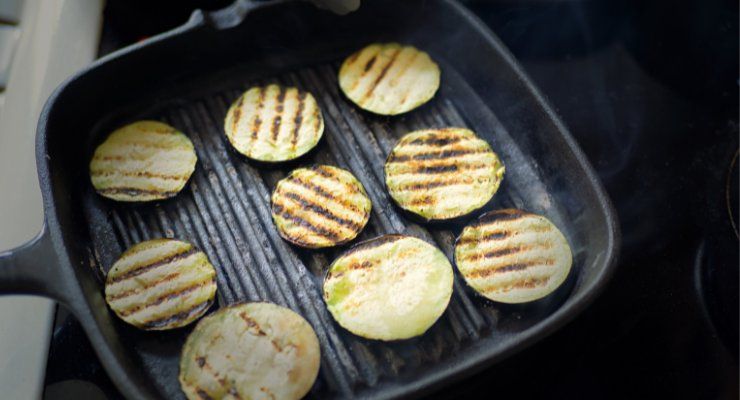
xmin=271 ymin=165 xmax=372 ymax=248
xmin=90 ymin=121 xmax=197 ymax=202
xmin=286 ymin=177 xmax=364 ymax=213
xmin=116 ymin=278 xmax=214 ymax=317
xmin=385 ymin=128 xmax=505 ymax=221
xmin=272 ymin=203 xmax=345 ymax=242
xmin=290 ymin=92 xmax=307 ymax=147
xmin=388 ymin=148 xmax=489 ymax=163
xmin=339 ymin=43 xmax=440 ymax=115
xmin=280 ymin=192 xmax=364 ymax=230
xmin=179 ymin=303 xmax=321 ymax=400
xmin=454 ymin=209 xmax=573 ymax=304
xmin=362 ymin=47 xmax=402 ymax=101
xmin=107 ymin=271 xmax=182 ymax=300
xmin=108 ymin=247 xmax=198 ymax=283
xmin=105 ymin=239 xmax=217 ymax=330
xmin=323 ymin=234 xmax=454 ymax=341
xmin=344 ymin=46 xmax=382 ymax=92
xmin=224 ymin=84 xmax=323 ymax=162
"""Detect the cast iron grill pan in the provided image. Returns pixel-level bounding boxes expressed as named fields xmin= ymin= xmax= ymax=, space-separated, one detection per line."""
xmin=85 ymin=61 xmax=582 ymax=399
xmin=0 ymin=1 xmax=619 ymax=399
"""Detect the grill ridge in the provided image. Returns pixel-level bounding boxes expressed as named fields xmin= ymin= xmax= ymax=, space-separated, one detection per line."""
xmin=209 ymin=94 xmax=368 ymax=395
xmin=189 ymin=191 xmax=247 ymax=302
xmin=199 ymin=96 xmax=362 ymax=394
xmin=152 ymin=206 xmax=175 ymax=239
xmin=88 ymin=63 xmax=559 ymax=399
xmin=295 ymin=69 xmax=468 ymax=377
xmin=130 ymin=210 xmax=152 ymax=241
xmin=177 ymin=197 xmax=240 ymax=304
xmin=110 ymin=210 xmax=133 ymax=249
xmin=181 ymin=105 xmax=288 ymax=304
xmin=169 ymin=110 xmax=265 ymax=302
xmin=303 ymin=67 xmax=495 ymax=367
xmin=424 ymin=105 xmax=497 ymax=331
xmin=315 ymin=67 xmax=389 ymax=185
xmin=313 ymin=66 xmax=490 ymax=342
xmin=122 ymin=211 xmax=142 ymax=243
xmin=296 ymin=69 xmax=403 ymax=233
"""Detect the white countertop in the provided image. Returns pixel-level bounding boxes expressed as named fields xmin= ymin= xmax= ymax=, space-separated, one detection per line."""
xmin=0 ymin=1 xmax=103 ymax=399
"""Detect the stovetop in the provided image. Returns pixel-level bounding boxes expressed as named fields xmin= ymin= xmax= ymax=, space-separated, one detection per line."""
xmin=43 ymin=1 xmax=739 ymax=399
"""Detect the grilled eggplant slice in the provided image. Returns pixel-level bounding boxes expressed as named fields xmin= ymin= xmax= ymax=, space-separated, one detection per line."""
xmin=224 ymin=84 xmax=324 ymax=162
xmin=323 ymin=234 xmax=454 ymax=340
xmin=104 ymin=239 xmax=217 ymax=330
xmin=179 ymin=302 xmax=321 ymax=400
xmin=385 ymin=128 xmax=505 ymax=222
xmin=90 ymin=121 xmax=197 ymax=202
xmin=338 ymin=43 xmax=440 ymax=115
xmin=271 ymin=165 xmax=372 ymax=248
xmin=455 ymin=209 xmax=573 ymax=304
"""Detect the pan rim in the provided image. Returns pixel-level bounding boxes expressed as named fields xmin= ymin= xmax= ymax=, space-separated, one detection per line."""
xmin=33 ymin=1 xmax=621 ymax=399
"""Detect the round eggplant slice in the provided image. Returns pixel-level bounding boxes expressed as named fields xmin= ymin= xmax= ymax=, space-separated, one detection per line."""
xmin=271 ymin=165 xmax=372 ymax=249
xmin=323 ymin=234 xmax=454 ymax=340
xmin=455 ymin=209 xmax=573 ymax=304
xmin=385 ymin=128 xmax=505 ymax=222
xmin=104 ymin=239 xmax=217 ymax=330
xmin=179 ymin=302 xmax=321 ymax=400
xmin=338 ymin=43 xmax=440 ymax=115
xmin=90 ymin=121 xmax=197 ymax=202
xmin=224 ymin=84 xmax=324 ymax=162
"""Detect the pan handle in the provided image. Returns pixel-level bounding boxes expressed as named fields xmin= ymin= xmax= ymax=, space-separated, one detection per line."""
xmin=0 ymin=226 xmax=66 ymax=300
xmin=201 ymin=0 xmax=292 ymax=30
xmin=191 ymin=0 xmax=357 ymax=31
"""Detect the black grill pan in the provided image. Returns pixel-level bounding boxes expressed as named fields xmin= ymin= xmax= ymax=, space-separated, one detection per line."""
xmin=0 ymin=1 xmax=620 ymax=399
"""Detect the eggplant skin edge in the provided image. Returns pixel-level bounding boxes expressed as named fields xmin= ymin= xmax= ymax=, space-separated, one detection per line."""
xmin=323 ymin=234 xmax=454 ymax=341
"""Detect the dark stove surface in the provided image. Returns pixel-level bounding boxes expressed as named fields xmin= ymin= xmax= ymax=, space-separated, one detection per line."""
xmin=43 ymin=1 xmax=738 ymax=399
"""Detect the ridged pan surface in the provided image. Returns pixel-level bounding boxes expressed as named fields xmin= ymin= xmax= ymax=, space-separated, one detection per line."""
xmin=82 ymin=58 xmax=590 ymax=399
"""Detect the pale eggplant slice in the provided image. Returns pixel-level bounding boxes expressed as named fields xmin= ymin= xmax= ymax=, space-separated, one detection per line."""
xmin=455 ymin=209 xmax=573 ymax=304
xmin=224 ymin=84 xmax=324 ymax=162
xmin=179 ymin=302 xmax=321 ymax=400
xmin=385 ymin=128 xmax=505 ymax=222
xmin=90 ymin=121 xmax=197 ymax=202
xmin=104 ymin=239 xmax=217 ymax=330
xmin=338 ymin=43 xmax=440 ymax=115
xmin=271 ymin=165 xmax=372 ymax=249
xmin=323 ymin=234 xmax=454 ymax=341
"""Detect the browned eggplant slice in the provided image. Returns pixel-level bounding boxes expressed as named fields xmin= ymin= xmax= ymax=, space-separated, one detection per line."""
xmin=90 ymin=121 xmax=197 ymax=202
xmin=104 ymin=238 xmax=217 ymax=330
xmin=385 ymin=127 xmax=505 ymax=222
xmin=179 ymin=302 xmax=321 ymax=400
xmin=323 ymin=234 xmax=454 ymax=340
xmin=455 ymin=209 xmax=573 ymax=303
xmin=338 ymin=42 xmax=440 ymax=115
xmin=271 ymin=165 xmax=372 ymax=248
xmin=224 ymin=84 xmax=324 ymax=162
